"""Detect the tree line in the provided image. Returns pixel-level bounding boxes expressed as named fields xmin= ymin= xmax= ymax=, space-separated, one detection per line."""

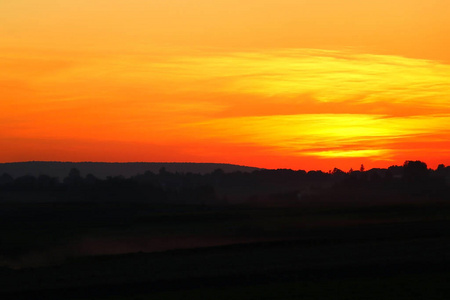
xmin=0 ymin=161 xmax=448 ymax=205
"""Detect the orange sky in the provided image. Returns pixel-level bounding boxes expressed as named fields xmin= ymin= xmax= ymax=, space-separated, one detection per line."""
xmin=1 ymin=0 xmax=450 ymax=171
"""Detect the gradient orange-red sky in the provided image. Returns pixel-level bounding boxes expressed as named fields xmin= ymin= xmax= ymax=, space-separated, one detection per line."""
xmin=1 ymin=0 xmax=450 ymax=171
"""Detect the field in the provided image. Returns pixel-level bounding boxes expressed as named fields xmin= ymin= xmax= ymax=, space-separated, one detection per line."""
xmin=1 ymin=200 xmax=449 ymax=299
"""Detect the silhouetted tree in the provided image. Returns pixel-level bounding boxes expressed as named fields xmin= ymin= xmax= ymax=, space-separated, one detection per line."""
xmin=64 ymin=168 xmax=83 ymax=187
xmin=384 ymin=170 xmax=393 ymax=182
xmin=436 ymin=164 xmax=447 ymax=177
xmin=403 ymin=160 xmax=428 ymax=183
xmin=85 ymin=173 xmax=98 ymax=185
xmin=13 ymin=175 xmax=37 ymax=191
xmin=37 ymin=174 xmax=59 ymax=189
xmin=159 ymin=167 xmax=167 ymax=175
xmin=332 ymin=167 xmax=344 ymax=175
xmin=0 ymin=173 xmax=13 ymax=186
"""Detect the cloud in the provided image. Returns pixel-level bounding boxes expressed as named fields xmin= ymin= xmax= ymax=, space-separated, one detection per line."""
xmin=166 ymin=49 xmax=450 ymax=110
xmin=3 ymin=48 xmax=449 ymax=115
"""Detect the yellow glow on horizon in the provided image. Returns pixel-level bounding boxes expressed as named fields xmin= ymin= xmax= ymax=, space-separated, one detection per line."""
xmin=184 ymin=114 xmax=450 ymax=160
xmin=308 ymin=149 xmax=391 ymax=159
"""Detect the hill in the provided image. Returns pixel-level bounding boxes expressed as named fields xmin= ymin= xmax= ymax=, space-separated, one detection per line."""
xmin=0 ymin=161 xmax=260 ymax=179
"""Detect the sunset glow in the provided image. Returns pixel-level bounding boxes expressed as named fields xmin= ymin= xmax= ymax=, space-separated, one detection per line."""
xmin=1 ymin=0 xmax=450 ymax=170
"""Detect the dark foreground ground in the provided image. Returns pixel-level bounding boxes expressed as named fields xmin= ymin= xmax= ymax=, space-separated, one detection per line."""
xmin=1 ymin=201 xmax=449 ymax=299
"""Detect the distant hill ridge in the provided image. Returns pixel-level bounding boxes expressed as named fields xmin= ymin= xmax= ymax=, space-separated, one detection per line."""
xmin=0 ymin=162 xmax=260 ymax=179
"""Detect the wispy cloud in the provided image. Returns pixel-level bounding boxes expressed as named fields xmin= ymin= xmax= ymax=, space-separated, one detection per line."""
xmin=3 ymin=48 xmax=449 ymax=114
xmin=166 ymin=49 xmax=450 ymax=110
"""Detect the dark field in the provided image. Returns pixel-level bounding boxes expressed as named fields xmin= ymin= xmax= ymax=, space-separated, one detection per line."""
xmin=1 ymin=201 xmax=450 ymax=299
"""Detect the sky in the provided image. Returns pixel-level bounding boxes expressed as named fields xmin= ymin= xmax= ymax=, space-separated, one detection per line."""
xmin=1 ymin=0 xmax=450 ymax=171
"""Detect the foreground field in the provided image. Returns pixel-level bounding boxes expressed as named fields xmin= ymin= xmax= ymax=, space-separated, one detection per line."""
xmin=0 ymin=201 xmax=449 ymax=299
